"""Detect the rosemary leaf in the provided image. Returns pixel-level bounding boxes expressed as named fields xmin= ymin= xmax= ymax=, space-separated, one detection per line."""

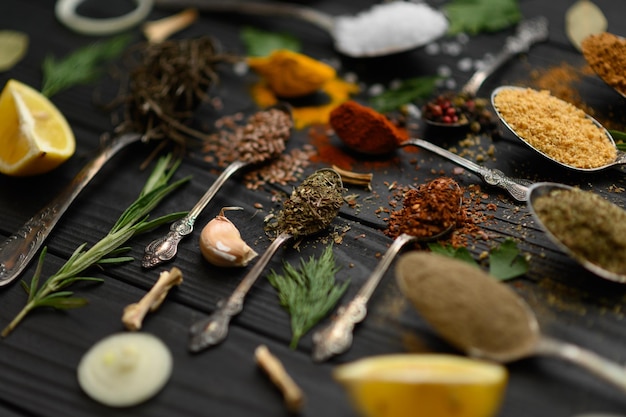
xmin=267 ymin=245 xmax=349 ymax=349
xmin=41 ymin=33 xmax=131 ymax=98
xmin=1 ymin=153 xmax=189 ymax=338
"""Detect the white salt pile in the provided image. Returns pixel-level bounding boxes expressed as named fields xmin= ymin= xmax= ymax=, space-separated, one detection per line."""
xmin=334 ymin=2 xmax=449 ymax=57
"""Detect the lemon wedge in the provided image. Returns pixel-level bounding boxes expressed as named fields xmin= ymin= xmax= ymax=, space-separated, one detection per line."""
xmin=0 ymin=79 xmax=75 ymax=176
xmin=333 ymin=354 xmax=508 ymax=417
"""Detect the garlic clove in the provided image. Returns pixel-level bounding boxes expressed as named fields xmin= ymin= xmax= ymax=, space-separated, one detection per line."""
xmin=199 ymin=207 xmax=259 ymax=267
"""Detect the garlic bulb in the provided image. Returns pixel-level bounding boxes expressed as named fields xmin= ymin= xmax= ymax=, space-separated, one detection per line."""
xmin=199 ymin=207 xmax=258 ymax=267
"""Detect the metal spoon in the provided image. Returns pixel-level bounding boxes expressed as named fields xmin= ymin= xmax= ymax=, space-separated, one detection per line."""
xmin=396 ymin=251 xmax=626 ymax=393
xmin=422 ymin=16 xmax=549 ymax=128
xmin=491 ymin=85 xmax=626 ymax=172
xmin=142 ymin=105 xmax=293 ymax=268
xmin=312 ymin=178 xmax=462 ymax=362
xmin=527 ymin=182 xmax=626 ymax=284
xmin=0 ymin=132 xmax=144 ymax=287
xmin=189 ymin=168 xmax=344 ymax=352
xmin=153 ymin=0 xmax=447 ymax=58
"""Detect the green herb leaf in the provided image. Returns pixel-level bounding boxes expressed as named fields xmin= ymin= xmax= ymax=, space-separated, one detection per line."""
xmin=1 ymin=153 xmax=189 ymax=337
xmin=489 ymin=238 xmax=529 ymax=281
xmin=428 ymin=238 xmax=528 ymax=280
xmin=240 ymin=26 xmax=301 ymax=57
xmin=41 ymin=33 xmax=131 ymax=97
xmin=267 ymin=245 xmax=349 ymax=349
xmin=444 ymin=0 xmax=522 ymax=35
xmin=610 ymin=130 xmax=626 ymax=151
xmin=369 ymin=76 xmax=440 ymax=113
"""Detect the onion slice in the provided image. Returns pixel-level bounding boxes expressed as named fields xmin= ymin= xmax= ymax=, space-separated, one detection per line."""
xmin=55 ymin=0 xmax=154 ymax=36
xmin=77 ymin=332 xmax=172 ymax=407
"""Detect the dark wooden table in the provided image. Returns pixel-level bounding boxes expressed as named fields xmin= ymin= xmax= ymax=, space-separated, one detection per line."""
xmin=1 ymin=1 xmax=626 ymax=416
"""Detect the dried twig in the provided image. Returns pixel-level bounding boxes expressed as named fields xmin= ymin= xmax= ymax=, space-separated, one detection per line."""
xmin=255 ymin=345 xmax=305 ymax=413
xmin=142 ymin=8 xmax=199 ymax=43
xmin=122 ymin=267 xmax=183 ymax=331
xmin=332 ymin=165 xmax=373 ymax=190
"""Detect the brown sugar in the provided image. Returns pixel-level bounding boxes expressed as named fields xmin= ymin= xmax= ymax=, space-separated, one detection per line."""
xmin=493 ymin=88 xmax=616 ymax=169
xmin=582 ymin=32 xmax=626 ymax=96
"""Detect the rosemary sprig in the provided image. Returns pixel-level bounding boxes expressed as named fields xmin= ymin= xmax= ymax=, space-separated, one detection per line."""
xmin=267 ymin=245 xmax=350 ymax=349
xmin=41 ymin=33 xmax=131 ymax=98
xmin=1 ymin=154 xmax=190 ymax=337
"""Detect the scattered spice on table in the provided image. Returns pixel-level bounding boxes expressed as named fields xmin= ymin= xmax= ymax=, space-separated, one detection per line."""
xmin=532 ymin=187 xmax=626 ymax=276
xmin=581 ymin=32 xmax=626 ymax=96
xmin=247 ymin=49 xmax=336 ymax=98
xmin=493 ymin=87 xmax=616 ymax=169
xmin=330 ymin=100 xmax=408 ymax=155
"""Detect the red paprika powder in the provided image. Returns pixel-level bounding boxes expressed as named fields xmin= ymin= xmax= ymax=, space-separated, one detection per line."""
xmin=329 ymin=100 xmax=407 ymax=155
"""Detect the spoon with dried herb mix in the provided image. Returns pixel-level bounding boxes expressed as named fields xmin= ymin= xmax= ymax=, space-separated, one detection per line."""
xmin=396 ymin=252 xmax=626 ymax=393
xmin=528 ymin=182 xmax=626 ymax=283
xmin=312 ymin=177 xmax=462 ymax=362
xmin=188 ymin=168 xmax=344 ymax=352
xmin=142 ymin=105 xmax=293 ymax=268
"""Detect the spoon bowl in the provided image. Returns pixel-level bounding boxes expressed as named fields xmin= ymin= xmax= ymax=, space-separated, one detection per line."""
xmin=527 ymin=182 xmax=626 ymax=283
xmin=396 ymin=251 xmax=626 ymax=393
xmin=154 ymin=0 xmax=448 ymax=58
xmin=491 ymin=85 xmax=626 ymax=172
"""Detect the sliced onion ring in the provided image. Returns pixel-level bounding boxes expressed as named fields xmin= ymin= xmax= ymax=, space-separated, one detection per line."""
xmin=55 ymin=0 xmax=154 ymax=36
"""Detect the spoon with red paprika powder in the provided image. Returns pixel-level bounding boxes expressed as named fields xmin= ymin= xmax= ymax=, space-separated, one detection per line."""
xmin=312 ymin=177 xmax=462 ymax=362
xmin=329 ymin=100 xmax=529 ymax=202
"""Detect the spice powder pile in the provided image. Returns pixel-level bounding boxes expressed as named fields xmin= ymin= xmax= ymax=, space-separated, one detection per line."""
xmin=581 ymin=32 xmax=626 ymax=96
xmin=493 ymin=88 xmax=616 ymax=169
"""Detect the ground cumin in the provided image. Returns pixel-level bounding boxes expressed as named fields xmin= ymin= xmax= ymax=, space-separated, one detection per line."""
xmin=581 ymin=32 xmax=626 ymax=96
xmin=493 ymin=87 xmax=616 ymax=169
xmin=396 ymin=252 xmax=537 ymax=359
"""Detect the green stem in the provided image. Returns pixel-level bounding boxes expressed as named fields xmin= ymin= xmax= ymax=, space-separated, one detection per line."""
xmin=1 ymin=300 xmax=36 ymax=337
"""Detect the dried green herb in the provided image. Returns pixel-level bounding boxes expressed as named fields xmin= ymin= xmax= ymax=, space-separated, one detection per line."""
xmin=444 ymin=0 xmax=522 ymax=35
xmin=240 ymin=26 xmax=301 ymax=57
xmin=41 ymin=34 xmax=131 ymax=97
xmin=428 ymin=238 xmax=528 ymax=280
xmin=1 ymin=154 xmax=190 ymax=337
xmin=369 ymin=76 xmax=440 ymax=113
xmin=267 ymin=245 xmax=349 ymax=349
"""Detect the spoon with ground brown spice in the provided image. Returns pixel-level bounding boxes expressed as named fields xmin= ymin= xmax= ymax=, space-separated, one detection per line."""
xmin=312 ymin=177 xmax=462 ymax=362
xmin=396 ymin=251 xmax=626 ymax=393
xmin=142 ymin=105 xmax=293 ymax=268
xmin=492 ymin=86 xmax=626 ymax=172
xmin=528 ymin=182 xmax=626 ymax=283
xmin=189 ymin=168 xmax=344 ymax=352
xmin=330 ymin=101 xmax=530 ymax=202
xmin=581 ymin=32 xmax=626 ymax=99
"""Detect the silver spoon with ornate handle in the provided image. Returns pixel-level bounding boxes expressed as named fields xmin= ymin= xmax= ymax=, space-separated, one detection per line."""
xmin=189 ymin=168 xmax=344 ymax=352
xmin=0 ymin=132 xmax=143 ymax=287
xmin=312 ymin=178 xmax=461 ymax=361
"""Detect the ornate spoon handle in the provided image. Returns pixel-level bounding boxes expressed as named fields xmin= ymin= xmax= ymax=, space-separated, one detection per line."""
xmin=312 ymin=233 xmax=415 ymax=361
xmin=142 ymin=159 xmax=249 ymax=268
xmin=189 ymin=232 xmax=293 ymax=352
xmin=402 ymin=138 xmax=529 ymax=202
xmin=0 ymin=132 xmax=143 ymax=287
xmin=461 ymin=16 xmax=549 ymax=96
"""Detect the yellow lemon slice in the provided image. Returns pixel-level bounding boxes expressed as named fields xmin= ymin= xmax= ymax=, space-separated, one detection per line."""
xmin=0 ymin=79 xmax=75 ymax=176
xmin=333 ymin=354 xmax=508 ymax=417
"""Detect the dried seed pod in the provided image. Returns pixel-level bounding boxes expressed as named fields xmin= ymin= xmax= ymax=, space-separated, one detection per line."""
xmin=199 ymin=207 xmax=258 ymax=267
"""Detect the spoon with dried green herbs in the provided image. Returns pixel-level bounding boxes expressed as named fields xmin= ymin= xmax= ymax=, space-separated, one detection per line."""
xmin=528 ymin=182 xmax=626 ymax=283
xmin=142 ymin=105 xmax=293 ymax=268
xmin=0 ymin=36 xmax=235 ymax=287
xmin=492 ymin=85 xmax=626 ymax=172
xmin=312 ymin=177 xmax=461 ymax=362
xmin=188 ymin=168 xmax=344 ymax=352
xmin=396 ymin=251 xmax=626 ymax=393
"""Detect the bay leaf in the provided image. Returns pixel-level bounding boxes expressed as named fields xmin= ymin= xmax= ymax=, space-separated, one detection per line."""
xmin=0 ymin=30 xmax=28 ymax=72
xmin=565 ymin=0 xmax=607 ymax=52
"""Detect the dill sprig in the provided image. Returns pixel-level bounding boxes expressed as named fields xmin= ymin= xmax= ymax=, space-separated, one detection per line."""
xmin=267 ymin=245 xmax=350 ymax=349
xmin=41 ymin=34 xmax=131 ymax=98
xmin=1 ymin=154 xmax=190 ymax=337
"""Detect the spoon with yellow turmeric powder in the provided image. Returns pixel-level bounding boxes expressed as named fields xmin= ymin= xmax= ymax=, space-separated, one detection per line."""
xmin=154 ymin=0 xmax=448 ymax=58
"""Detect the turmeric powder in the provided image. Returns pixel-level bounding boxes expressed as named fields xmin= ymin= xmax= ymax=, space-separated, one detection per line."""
xmin=247 ymin=49 xmax=336 ymax=97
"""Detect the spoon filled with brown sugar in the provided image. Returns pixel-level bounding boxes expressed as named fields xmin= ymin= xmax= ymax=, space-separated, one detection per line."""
xmin=396 ymin=251 xmax=626 ymax=393
xmin=312 ymin=177 xmax=462 ymax=362
xmin=492 ymin=86 xmax=626 ymax=172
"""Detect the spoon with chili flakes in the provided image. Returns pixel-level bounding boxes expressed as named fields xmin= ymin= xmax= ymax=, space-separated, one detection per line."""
xmin=312 ymin=177 xmax=462 ymax=362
